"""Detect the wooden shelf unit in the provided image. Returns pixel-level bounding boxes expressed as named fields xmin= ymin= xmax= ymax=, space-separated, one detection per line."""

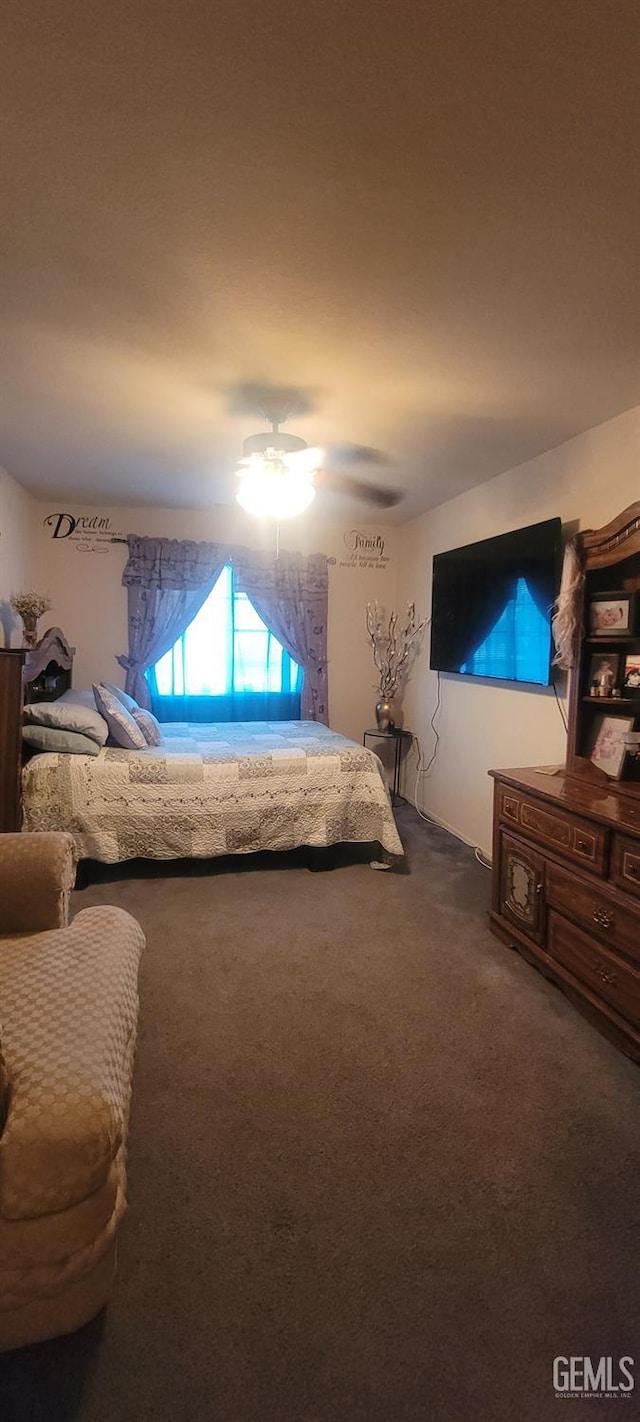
xmin=489 ymin=502 xmax=640 ymax=1061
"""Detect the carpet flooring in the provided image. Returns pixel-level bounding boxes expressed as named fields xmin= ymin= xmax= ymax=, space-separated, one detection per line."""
xmin=2 ymin=806 xmax=640 ymax=1421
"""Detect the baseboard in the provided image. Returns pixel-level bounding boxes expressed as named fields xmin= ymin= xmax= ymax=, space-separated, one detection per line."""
xmin=399 ymin=791 xmax=493 ymax=864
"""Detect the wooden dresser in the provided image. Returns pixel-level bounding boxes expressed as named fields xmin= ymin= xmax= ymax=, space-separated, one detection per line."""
xmin=489 ymin=502 xmax=640 ymax=1061
xmin=0 ymin=650 xmax=26 ymax=833
xmin=489 ymin=766 xmax=640 ymax=1060
xmin=0 ymin=628 xmax=75 ymax=834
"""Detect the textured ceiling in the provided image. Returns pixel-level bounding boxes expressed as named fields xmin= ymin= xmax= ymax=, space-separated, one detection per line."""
xmin=1 ymin=0 xmax=639 ymax=521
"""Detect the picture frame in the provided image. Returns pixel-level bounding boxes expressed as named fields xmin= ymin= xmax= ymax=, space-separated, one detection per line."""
xmin=623 ymin=654 xmax=640 ymax=693
xmin=589 ymin=713 xmax=636 ymax=780
xmin=588 ymin=590 xmax=637 ymax=637
xmin=587 ymin=651 xmax=621 ymax=697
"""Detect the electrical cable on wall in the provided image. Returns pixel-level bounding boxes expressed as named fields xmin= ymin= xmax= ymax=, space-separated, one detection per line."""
xmin=412 ymin=734 xmax=430 ymax=822
xmin=409 ymin=672 xmax=491 ymax=868
xmin=411 ymin=669 xmax=442 ymax=817
xmin=411 ymin=728 xmax=493 ymax=866
xmin=423 ymin=668 xmax=442 ymax=776
xmin=409 ymin=658 xmax=567 ymax=867
xmin=552 ymin=676 xmax=568 ymax=733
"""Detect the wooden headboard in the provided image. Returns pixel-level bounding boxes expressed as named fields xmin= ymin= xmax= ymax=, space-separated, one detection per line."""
xmin=0 ymin=627 xmax=75 ymax=833
xmin=24 ymin=626 xmax=75 ymax=704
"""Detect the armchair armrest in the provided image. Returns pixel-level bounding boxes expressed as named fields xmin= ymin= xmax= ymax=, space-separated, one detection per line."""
xmin=0 ymin=905 xmax=144 ymax=1220
xmin=0 ymin=833 xmax=77 ymax=935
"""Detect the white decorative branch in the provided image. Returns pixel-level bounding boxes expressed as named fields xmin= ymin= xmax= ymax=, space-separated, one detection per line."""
xmin=365 ymin=600 xmax=427 ymax=700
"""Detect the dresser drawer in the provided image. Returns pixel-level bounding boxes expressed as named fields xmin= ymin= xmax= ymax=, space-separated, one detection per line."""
xmin=548 ymin=910 xmax=640 ymax=1029
xmin=546 ymin=861 xmax=640 ymax=967
xmin=496 ymin=786 xmax=608 ymax=874
xmin=611 ymin=835 xmax=640 ymax=901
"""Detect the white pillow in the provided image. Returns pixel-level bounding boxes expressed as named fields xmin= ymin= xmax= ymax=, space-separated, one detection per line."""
xmin=132 ymin=708 xmax=163 ymax=746
xmin=52 ymin=688 xmax=108 ymax=728
xmin=24 ymin=696 xmax=109 ymax=746
xmin=59 ymin=689 xmax=101 ymax=707
xmin=93 ymin=684 xmax=147 ymax=750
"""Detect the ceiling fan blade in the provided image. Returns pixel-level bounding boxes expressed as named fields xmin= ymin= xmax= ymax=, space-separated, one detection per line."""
xmin=324 ymin=443 xmax=391 ymax=469
xmin=316 ymin=468 xmax=403 ymax=508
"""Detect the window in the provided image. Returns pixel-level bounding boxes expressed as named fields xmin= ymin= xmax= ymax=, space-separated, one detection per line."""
xmin=462 ymin=577 xmax=551 ymax=683
xmin=150 ymin=565 xmax=302 ymax=719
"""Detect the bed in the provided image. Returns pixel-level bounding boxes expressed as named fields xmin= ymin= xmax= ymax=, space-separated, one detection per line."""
xmin=22 ymin=720 xmax=404 ymax=865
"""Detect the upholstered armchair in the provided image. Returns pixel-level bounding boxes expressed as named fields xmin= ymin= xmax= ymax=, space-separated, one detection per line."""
xmin=0 ymin=833 xmax=145 ymax=1351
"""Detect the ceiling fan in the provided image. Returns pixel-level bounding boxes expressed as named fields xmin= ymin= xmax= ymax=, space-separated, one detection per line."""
xmin=230 ymin=385 xmax=402 ymax=519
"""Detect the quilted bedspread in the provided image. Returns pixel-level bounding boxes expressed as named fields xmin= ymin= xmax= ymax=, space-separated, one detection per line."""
xmin=22 ymin=721 xmax=404 ymax=863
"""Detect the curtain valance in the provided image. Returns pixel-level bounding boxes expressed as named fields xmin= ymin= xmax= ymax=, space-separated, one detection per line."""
xmin=121 ymin=536 xmax=233 ymax=591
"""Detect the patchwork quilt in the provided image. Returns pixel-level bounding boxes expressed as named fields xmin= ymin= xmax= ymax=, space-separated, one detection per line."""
xmin=22 ymin=721 xmax=404 ymax=864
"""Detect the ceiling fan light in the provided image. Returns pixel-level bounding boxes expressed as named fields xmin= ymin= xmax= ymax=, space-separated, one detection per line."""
xmin=290 ymin=445 xmax=324 ymax=476
xmin=236 ymin=466 xmax=316 ymax=519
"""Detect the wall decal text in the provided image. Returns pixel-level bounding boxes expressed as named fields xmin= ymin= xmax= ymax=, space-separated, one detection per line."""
xmin=43 ymin=513 xmax=127 ymax=553
xmin=339 ymin=529 xmax=389 ymax=570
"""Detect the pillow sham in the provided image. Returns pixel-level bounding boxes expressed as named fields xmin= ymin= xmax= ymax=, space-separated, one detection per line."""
xmin=100 ymin=681 xmax=139 ymax=713
xmin=93 ymin=684 xmax=147 ymax=750
xmin=22 ymin=725 xmax=101 ymax=756
xmin=24 ymin=697 xmax=109 ymax=746
xmin=132 ymin=707 xmax=164 ymax=746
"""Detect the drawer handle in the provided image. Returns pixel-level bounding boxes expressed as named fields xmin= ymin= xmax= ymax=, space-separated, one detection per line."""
xmin=575 ymin=838 xmax=591 ymax=853
xmin=627 ymin=862 xmax=640 ymax=879
xmin=592 ymin=906 xmax=615 ymax=930
xmin=595 ymin=962 xmax=618 ymax=987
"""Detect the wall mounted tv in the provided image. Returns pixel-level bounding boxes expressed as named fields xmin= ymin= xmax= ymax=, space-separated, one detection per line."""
xmin=429 ymin=517 xmax=562 ymax=686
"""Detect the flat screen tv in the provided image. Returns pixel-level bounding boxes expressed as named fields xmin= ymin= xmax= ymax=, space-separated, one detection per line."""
xmin=429 ymin=517 xmax=562 ymax=686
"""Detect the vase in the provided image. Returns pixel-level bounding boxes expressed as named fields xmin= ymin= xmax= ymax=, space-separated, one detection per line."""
xmin=21 ymin=615 xmax=39 ymax=649
xmin=375 ymin=697 xmax=394 ymax=731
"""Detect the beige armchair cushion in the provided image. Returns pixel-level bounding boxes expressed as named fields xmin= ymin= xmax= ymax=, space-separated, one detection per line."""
xmin=0 ymin=905 xmax=144 ymax=1220
xmin=0 ymin=1160 xmax=120 ymax=1270
xmin=0 ymin=831 xmax=144 ymax=1351
xmin=0 ymin=832 xmax=76 ymax=936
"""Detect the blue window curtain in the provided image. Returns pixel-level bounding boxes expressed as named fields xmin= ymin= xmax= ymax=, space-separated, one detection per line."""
xmin=149 ymin=564 xmax=302 ymax=722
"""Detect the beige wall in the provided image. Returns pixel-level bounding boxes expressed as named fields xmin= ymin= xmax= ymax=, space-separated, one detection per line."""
xmin=34 ymin=502 xmax=400 ymax=744
xmin=0 ymin=466 xmax=37 ymax=647
xmin=398 ymin=404 xmax=640 ymax=855
xmin=7 ymin=403 xmax=639 ymax=834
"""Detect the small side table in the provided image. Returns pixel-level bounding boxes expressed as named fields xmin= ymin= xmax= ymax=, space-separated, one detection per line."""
xmin=363 ymin=727 xmax=413 ymax=806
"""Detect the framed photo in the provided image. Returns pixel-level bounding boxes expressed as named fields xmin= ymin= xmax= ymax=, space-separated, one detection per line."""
xmin=587 ymin=651 xmax=620 ymax=697
xmin=588 ymin=590 xmax=637 ymax=637
xmin=623 ymin=654 xmax=640 ymax=692
xmin=590 ymin=713 xmax=636 ymax=780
